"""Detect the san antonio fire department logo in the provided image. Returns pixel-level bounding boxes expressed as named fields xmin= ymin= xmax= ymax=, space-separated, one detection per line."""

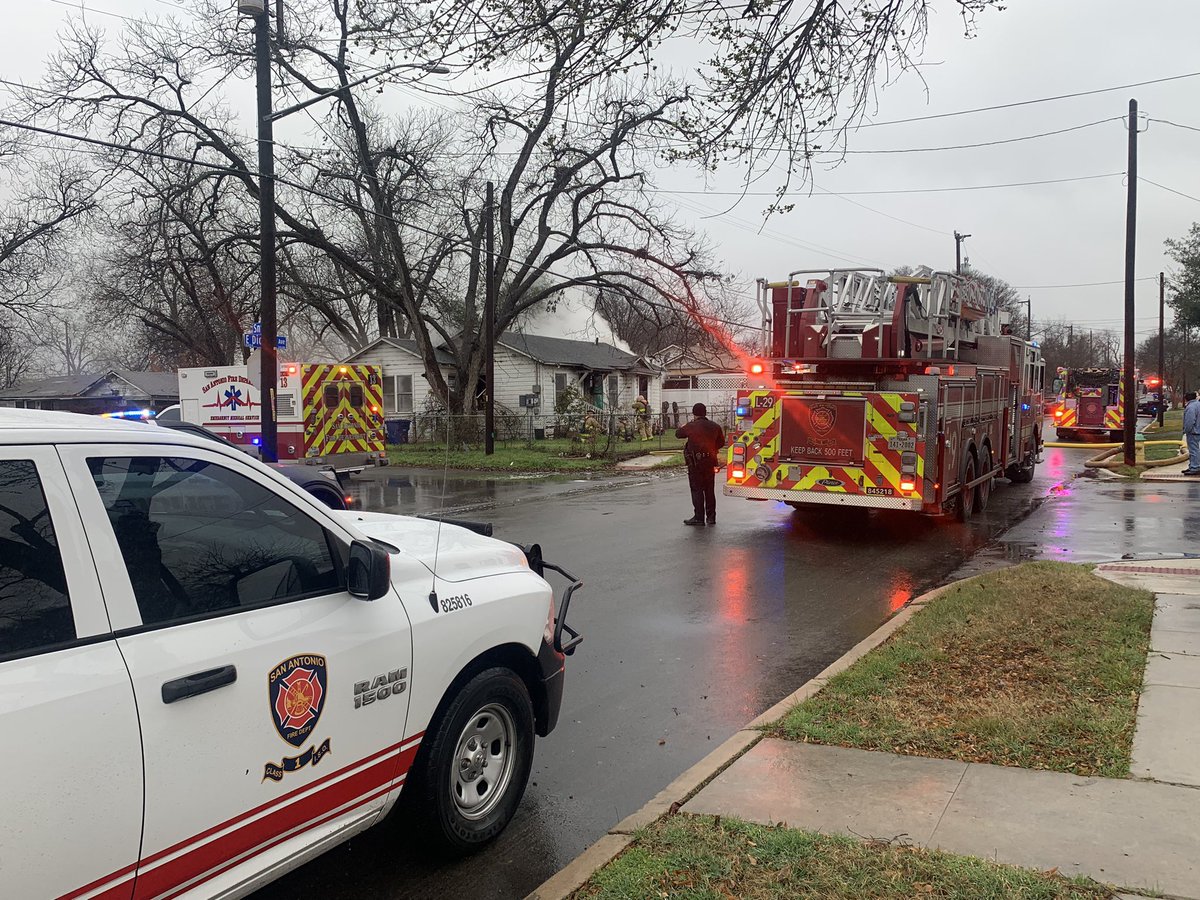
xmin=263 ymin=655 xmax=333 ymax=783
xmin=269 ymin=654 xmax=327 ymax=747
xmin=809 ymin=404 xmax=837 ymax=436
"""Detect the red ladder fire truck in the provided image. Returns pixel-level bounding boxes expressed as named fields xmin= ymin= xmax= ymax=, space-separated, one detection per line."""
xmin=725 ymin=267 xmax=1044 ymax=518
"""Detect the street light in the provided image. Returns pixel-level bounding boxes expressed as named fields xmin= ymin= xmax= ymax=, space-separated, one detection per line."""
xmin=235 ymin=0 xmax=447 ymax=461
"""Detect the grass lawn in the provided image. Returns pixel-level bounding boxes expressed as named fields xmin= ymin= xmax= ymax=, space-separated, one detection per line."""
xmin=387 ymin=442 xmax=615 ymax=472
xmin=771 ymin=562 xmax=1153 ymax=778
xmin=578 ymin=815 xmax=1111 ymax=900
xmin=1145 ymin=442 xmax=1185 ymax=461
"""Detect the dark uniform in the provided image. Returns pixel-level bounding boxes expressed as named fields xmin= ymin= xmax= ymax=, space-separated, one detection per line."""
xmin=676 ymin=405 xmax=725 ymax=526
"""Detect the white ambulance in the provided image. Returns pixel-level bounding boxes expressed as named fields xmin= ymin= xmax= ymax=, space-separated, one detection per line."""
xmin=0 ymin=409 xmax=582 ymax=900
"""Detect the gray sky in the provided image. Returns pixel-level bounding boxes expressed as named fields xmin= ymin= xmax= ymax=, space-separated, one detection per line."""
xmin=5 ymin=0 xmax=1197 ymax=349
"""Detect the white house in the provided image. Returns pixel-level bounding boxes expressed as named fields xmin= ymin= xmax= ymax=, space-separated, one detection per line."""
xmin=344 ymin=333 xmax=664 ymax=434
xmin=656 ymin=344 xmax=748 ymax=427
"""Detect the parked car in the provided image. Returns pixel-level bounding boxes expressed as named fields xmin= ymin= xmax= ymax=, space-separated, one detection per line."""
xmin=1138 ymin=392 xmax=1162 ymax=417
xmin=153 ymin=419 xmax=349 ymax=509
xmin=0 ymin=407 xmax=580 ymax=900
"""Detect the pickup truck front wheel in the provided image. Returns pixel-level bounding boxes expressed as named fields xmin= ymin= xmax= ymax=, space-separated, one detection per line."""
xmin=406 ymin=667 xmax=534 ymax=853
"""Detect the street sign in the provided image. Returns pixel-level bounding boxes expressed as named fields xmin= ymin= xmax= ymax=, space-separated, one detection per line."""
xmin=244 ymin=332 xmax=287 ymax=349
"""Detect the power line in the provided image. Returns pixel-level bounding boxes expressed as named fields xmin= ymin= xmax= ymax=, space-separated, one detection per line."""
xmin=855 ymin=70 xmax=1200 ymax=129
xmin=1013 ymin=277 xmax=1157 ymax=289
xmin=1139 ymin=176 xmax=1200 ymax=205
xmin=837 ymin=118 xmax=1123 ymax=155
xmin=1149 ymin=117 xmax=1200 ymax=134
xmin=0 ymin=114 xmax=763 ymax=331
xmin=649 ymin=172 xmax=1122 ymax=198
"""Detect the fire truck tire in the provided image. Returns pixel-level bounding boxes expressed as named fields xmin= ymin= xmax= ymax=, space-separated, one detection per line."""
xmin=1009 ymin=456 xmax=1037 ymax=484
xmin=956 ymin=451 xmax=977 ymax=521
xmin=402 ymin=667 xmax=535 ymax=855
xmin=977 ymin=445 xmax=993 ymax=512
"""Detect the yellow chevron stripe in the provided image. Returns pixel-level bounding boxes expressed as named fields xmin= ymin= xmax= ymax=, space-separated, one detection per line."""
xmin=866 ymin=403 xmax=898 ymax=439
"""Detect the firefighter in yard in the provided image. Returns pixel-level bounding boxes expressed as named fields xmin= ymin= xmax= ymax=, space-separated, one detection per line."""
xmin=676 ymin=402 xmax=725 ymax=526
xmin=632 ymin=395 xmax=651 ymax=441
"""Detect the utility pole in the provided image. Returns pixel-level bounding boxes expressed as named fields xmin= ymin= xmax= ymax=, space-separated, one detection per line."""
xmin=1159 ymin=272 xmax=1166 ymax=426
xmin=1026 ymin=295 xmax=1032 ymax=341
xmin=484 ymin=181 xmax=496 ymax=456
xmin=254 ymin=2 xmax=278 ymax=463
xmin=954 ymin=231 xmax=971 ymax=275
xmin=1122 ymin=98 xmax=1138 ymax=466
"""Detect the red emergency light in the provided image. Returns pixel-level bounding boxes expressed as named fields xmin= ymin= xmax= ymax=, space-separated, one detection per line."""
xmin=899 ymin=480 xmax=917 ymax=492
xmin=1054 ymin=408 xmax=1064 ymax=419
xmin=282 ymin=363 xmax=299 ymax=376
xmin=749 ymin=361 xmax=764 ymax=375
xmin=1146 ymin=377 xmax=1161 ymax=387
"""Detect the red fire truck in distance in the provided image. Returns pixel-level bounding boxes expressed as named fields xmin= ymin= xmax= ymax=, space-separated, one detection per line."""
xmin=725 ymin=268 xmax=1044 ymax=519
xmin=1052 ymin=366 xmax=1139 ymax=442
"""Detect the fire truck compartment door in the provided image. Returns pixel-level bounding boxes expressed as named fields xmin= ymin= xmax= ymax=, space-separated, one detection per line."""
xmin=778 ymin=397 xmax=867 ymax=467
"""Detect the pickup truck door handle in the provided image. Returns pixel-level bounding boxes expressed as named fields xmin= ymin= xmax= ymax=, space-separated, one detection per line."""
xmin=161 ymin=665 xmax=238 ymax=704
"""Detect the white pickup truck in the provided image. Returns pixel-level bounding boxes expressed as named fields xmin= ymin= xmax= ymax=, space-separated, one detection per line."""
xmin=0 ymin=409 xmax=581 ymax=900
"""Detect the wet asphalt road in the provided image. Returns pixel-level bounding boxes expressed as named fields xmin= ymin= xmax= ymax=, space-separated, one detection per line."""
xmin=257 ymin=445 xmax=1090 ymax=900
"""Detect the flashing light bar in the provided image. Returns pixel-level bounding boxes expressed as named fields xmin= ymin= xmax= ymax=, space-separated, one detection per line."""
xmin=102 ymin=409 xmax=153 ymax=419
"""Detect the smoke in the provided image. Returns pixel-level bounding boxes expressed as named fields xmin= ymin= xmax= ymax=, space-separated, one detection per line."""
xmin=512 ymin=288 xmax=635 ymax=353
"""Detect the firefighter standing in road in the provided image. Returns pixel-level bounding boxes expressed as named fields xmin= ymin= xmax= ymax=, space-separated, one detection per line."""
xmin=1183 ymin=392 xmax=1200 ymax=475
xmin=676 ymin=402 xmax=725 ymax=526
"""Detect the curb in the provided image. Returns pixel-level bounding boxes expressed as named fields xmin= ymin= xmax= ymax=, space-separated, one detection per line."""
xmin=523 ymin=574 xmax=981 ymax=900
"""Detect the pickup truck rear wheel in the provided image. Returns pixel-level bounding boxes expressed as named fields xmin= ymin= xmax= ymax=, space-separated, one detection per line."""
xmin=405 ymin=667 xmax=534 ymax=854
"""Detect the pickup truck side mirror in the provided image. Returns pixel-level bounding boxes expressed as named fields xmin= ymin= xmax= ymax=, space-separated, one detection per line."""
xmin=348 ymin=540 xmax=390 ymax=601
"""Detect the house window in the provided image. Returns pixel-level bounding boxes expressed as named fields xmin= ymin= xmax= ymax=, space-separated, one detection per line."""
xmin=663 ymin=376 xmax=690 ymax=390
xmin=394 ymin=375 xmax=413 ymax=414
xmin=606 ymin=374 xmax=619 ymax=408
xmin=554 ymin=373 xmax=569 ymax=410
xmin=382 ymin=375 xmax=413 ymax=415
xmin=638 ymin=374 xmax=649 ymax=397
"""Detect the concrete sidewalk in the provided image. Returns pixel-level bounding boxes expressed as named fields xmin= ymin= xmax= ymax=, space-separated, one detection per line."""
xmin=1142 ymin=456 xmax=1200 ymax=481
xmin=676 ymin=559 xmax=1200 ymax=899
xmin=683 ymin=741 xmax=1200 ymax=897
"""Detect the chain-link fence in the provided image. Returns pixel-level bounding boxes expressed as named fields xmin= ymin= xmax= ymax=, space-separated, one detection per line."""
xmin=389 ymin=405 xmax=738 ymax=459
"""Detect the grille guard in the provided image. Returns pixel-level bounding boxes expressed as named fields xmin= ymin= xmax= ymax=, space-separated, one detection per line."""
xmin=520 ymin=543 xmax=583 ymax=656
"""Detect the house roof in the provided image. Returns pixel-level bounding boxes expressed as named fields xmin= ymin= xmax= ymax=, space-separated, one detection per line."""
xmin=0 ymin=373 xmax=98 ymax=399
xmin=344 ymin=336 xmax=456 ymax=367
xmin=0 ymin=370 xmax=179 ymax=401
xmin=657 ymin=344 xmax=744 ymax=373
xmin=111 ymin=370 xmax=180 ymax=397
xmin=499 ymin=333 xmax=657 ymax=372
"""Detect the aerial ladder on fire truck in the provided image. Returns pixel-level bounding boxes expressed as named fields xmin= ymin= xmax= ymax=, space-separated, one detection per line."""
xmin=757 ymin=266 xmax=1004 ymax=364
xmin=730 ymin=266 xmax=1043 ymax=519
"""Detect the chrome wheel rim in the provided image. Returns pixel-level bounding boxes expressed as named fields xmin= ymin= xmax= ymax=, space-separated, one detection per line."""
xmin=450 ymin=702 xmax=516 ymax=820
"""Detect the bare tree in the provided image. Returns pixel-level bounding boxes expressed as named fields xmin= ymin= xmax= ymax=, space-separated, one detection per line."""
xmin=0 ymin=152 xmax=99 ymax=319
xmin=19 ymin=0 xmax=1004 ymax=402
